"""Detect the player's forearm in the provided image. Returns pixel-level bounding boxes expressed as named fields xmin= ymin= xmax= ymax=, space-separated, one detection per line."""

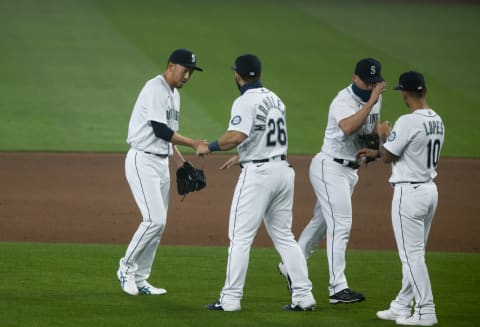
xmin=339 ymin=103 xmax=374 ymax=136
xmin=170 ymin=132 xmax=197 ymax=149
xmin=150 ymin=121 xmax=194 ymax=148
xmin=209 ymin=131 xmax=247 ymax=152
xmin=379 ymin=146 xmax=396 ymax=163
xmin=218 ymin=135 xmax=241 ymax=151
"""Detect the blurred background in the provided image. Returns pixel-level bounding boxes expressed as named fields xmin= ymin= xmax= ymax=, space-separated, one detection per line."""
xmin=1 ymin=0 xmax=479 ymax=157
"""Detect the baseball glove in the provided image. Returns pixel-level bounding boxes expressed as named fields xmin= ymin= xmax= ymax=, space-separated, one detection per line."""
xmin=359 ymin=133 xmax=380 ymax=150
xmin=359 ymin=133 xmax=380 ymax=164
xmin=176 ymin=161 xmax=206 ymax=196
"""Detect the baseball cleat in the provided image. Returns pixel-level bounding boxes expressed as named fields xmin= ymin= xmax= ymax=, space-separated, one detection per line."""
xmin=206 ymin=300 xmax=241 ymax=312
xmin=283 ymin=303 xmax=315 ymax=311
xmin=206 ymin=301 xmax=224 ymax=311
xmin=136 ymin=281 xmax=167 ymax=295
xmin=329 ymin=288 xmax=365 ymax=304
xmin=117 ymin=269 xmax=139 ymax=296
xmin=377 ymin=308 xmax=411 ymax=321
xmin=277 ymin=262 xmax=292 ymax=294
xmin=284 ymin=293 xmax=316 ymax=311
xmin=396 ymin=314 xmax=438 ymax=326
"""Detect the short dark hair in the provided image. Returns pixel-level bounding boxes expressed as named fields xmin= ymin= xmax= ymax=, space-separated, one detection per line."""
xmin=239 ymin=74 xmax=261 ymax=83
xmin=406 ymin=87 xmax=427 ymax=99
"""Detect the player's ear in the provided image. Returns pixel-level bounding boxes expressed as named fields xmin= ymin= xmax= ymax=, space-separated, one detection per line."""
xmin=235 ymin=72 xmax=244 ymax=84
xmin=167 ymin=62 xmax=176 ymax=72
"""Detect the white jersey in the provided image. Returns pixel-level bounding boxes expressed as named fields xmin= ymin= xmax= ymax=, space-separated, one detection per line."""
xmin=228 ymin=87 xmax=287 ymax=162
xmin=127 ymin=75 xmax=180 ymax=155
xmin=321 ymin=85 xmax=381 ymax=161
xmin=384 ymin=109 xmax=445 ymax=183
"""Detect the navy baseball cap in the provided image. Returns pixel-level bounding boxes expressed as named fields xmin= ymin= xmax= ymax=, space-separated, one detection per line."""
xmin=394 ymin=71 xmax=426 ymax=91
xmin=168 ymin=49 xmax=203 ymax=71
xmin=354 ymin=57 xmax=384 ymax=83
xmin=232 ymin=54 xmax=261 ymax=78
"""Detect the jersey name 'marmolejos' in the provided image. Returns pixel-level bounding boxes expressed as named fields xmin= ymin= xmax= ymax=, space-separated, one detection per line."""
xmin=253 ymin=96 xmax=285 ymax=131
xmin=229 ymin=87 xmax=287 ymax=163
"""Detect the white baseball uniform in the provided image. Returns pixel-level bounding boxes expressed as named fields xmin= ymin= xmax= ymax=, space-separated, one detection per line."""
xmin=119 ymin=74 xmax=179 ymax=284
xmin=297 ymin=84 xmax=381 ymax=295
xmin=383 ymin=109 xmax=444 ymax=318
xmin=218 ymin=85 xmax=314 ymax=310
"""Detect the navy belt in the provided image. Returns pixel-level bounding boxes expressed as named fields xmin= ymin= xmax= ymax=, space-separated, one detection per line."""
xmin=240 ymin=154 xmax=286 ymax=168
xmin=392 ymin=181 xmax=429 ymax=186
xmin=252 ymin=154 xmax=286 ymax=164
xmin=333 ymin=158 xmax=360 ymax=170
xmin=144 ymin=151 xmax=168 ymax=158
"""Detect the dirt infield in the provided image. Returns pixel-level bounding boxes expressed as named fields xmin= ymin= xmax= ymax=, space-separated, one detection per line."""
xmin=0 ymin=152 xmax=478 ymax=252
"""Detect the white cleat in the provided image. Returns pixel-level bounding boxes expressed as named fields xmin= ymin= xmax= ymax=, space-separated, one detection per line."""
xmin=396 ymin=314 xmax=438 ymax=326
xmin=117 ymin=269 xmax=139 ymax=296
xmin=136 ymin=281 xmax=167 ymax=295
xmin=377 ymin=308 xmax=411 ymax=321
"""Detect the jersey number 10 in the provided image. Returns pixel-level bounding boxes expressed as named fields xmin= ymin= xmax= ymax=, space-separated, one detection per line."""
xmin=266 ymin=118 xmax=287 ymax=147
xmin=427 ymin=139 xmax=441 ymax=168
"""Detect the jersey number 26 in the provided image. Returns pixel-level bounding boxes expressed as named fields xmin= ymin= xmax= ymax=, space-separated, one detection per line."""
xmin=266 ymin=118 xmax=287 ymax=147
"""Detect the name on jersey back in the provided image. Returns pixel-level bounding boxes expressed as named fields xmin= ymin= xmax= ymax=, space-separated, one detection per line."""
xmin=423 ymin=120 xmax=444 ymax=136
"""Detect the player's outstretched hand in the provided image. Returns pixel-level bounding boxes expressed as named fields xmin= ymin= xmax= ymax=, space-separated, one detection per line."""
xmin=192 ymin=139 xmax=208 ymax=150
xmin=220 ymin=155 xmax=240 ymax=170
xmin=196 ymin=142 xmax=210 ymax=156
xmin=355 ymin=148 xmax=379 ymax=162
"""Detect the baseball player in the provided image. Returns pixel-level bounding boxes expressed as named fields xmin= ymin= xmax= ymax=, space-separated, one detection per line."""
xmin=278 ymin=58 xmax=385 ymax=303
xmin=117 ymin=49 xmax=205 ymax=296
xmin=358 ymin=71 xmax=443 ymax=326
xmin=197 ymin=54 xmax=316 ymax=312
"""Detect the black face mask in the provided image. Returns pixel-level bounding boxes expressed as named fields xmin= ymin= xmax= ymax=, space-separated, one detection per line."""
xmin=351 ymin=82 xmax=372 ymax=102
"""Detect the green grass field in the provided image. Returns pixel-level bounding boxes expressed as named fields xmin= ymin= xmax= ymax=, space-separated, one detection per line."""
xmin=0 ymin=243 xmax=478 ymax=327
xmin=0 ymin=0 xmax=479 ymax=156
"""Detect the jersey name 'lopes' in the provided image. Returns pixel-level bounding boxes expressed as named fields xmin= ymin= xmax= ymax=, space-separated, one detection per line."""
xmin=384 ymin=109 xmax=445 ymax=183
xmin=228 ymin=87 xmax=287 ymax=162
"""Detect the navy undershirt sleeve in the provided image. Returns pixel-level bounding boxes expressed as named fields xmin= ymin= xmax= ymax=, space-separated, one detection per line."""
xmin=151 ymin=121 xmax=174 ymax=142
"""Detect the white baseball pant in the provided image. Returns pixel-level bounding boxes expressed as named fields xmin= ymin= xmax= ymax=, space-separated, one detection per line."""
xmin=298 ymin=152 xmax=358 ymax=295
xmin=119 ymin=149 xmax=170 ymax=283
xmin=219 ymin=161 xmax=314 ymax=308
xmin=389 ymin=181 xmax=437 ymax=316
